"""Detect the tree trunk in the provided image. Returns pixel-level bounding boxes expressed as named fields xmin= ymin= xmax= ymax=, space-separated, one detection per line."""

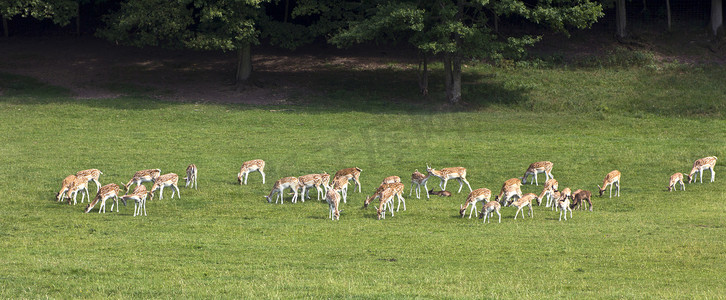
xmin=712 ymin=0 xmax=723 ymax=36
xmin=666 ymin=0 xmax=671 ymax=31
xmin=443 ymin=53 xmax=462 ymax=104
xmin=2 ymin=14 xmax=8 ymax=38
xmin=76 ymin=4 xmax=80 ymax=37
xmin=283 ymin=0 xmax=290 ymax=23
xmin=444 ymin=53 xmax=453 ymax=102
xmin=616 ymin=0 xmax=627 ymax=39
xmin=235 ymin=43 xmax=252 ymax=84
xmin=417 ymin=52 xmax=429 ymax=96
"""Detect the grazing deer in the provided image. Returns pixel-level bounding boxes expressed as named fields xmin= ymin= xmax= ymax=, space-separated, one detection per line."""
xmin=558 ymin=196 xmax=572 ymax=221
xmin=512 ymin=193 xmax=537 ymax=219
xmin=238 ymin=159 xmax=266 ymax=185
xmin=120 ymin=185 xmax=150 ymax=217
xmin=325 ymin=186 xmax=342 ymax=220
xmin=148 ymin=173 xmax=181 ymax=200
xmin=520 ymin=161 xmax=553 ymax=185
xmin=332 ymin=176 xmax=350 ymax=204
xmin=553 ymin=188 xmax=571 ymax=211
xmin=84 ymin=184 xmax=121 ymax=213
xmin=264 ymin=177 xmax=299 ymax=204
xmin=571 ymin=189 xmax=593 ymax=211
xmin=374 ymin=184 xmax=405 ymax=220
xmin=76 ymin=169 xmax=103 ymax=193
xmin=124 ymin=169 xmax=161 ymax=191
xmin=184 ymin=164 xmax=197 ymax=189
xmin=598 ymin=170 xmax=621 ymax=198
xmin=297 ymin=173 xmax=325 ymax=201
xmin=410 ymin=169 xmax=430 ymax=199
xmin=494 ymin=178 xmax=523 ymax=206
xmin=688 ymin=156 xmax=717 ymax=183
xmin=56 ymin=174 xmax=77 ymax=202
xmin=364 ymin=183 xmax=405 ymax=212
xmin=539 ymin=178 xmax=559 ymax=207
xmin=65 ymin=176 xmax=90 ymax=205
xmin=428 ymin=189 xmax=452 ymax=197
xmin=334 ymin=167 xmax=363 ymax=193
xmin=381 ymin=176 xmax=401 ymax=185
xmin=668 ymin=172 xmax=685 ymax=191
xmin=425 ymin=165 xmax=472 ymax=193
xmin=478 ymin=201 xmax=502 ymax=224
xmin=459 ymin=188 xmax=491 ymax=219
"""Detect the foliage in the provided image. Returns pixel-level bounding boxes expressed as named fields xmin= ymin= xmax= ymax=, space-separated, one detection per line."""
xmin=0 ymin=0 xmax=78 ymax=26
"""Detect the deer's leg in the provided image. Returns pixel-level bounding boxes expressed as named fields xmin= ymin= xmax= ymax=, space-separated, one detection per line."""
xmin=462 ymin=177 xmax=472 ymax=192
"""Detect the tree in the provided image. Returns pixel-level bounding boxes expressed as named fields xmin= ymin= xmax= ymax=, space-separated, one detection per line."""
xmin=98 ymin=0 xmax=311 ymax=85
xmin=712 ymin=0 xmax=723 ymax=36
xmin=308 ymin=0 xmax=603 ymax=104
xmin=0 ymin=0 xmax=78 ymax=37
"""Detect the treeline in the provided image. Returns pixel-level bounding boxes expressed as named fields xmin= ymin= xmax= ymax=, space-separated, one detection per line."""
xmin=1 ymin=1 xmax=723 ymax=103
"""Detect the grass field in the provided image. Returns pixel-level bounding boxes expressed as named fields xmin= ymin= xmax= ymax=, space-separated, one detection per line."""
xmin=1 ymin=61 xmax=725 ymax=298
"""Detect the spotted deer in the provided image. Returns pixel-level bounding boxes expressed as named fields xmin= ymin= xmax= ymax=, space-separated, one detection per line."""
xmin=374 ymin=183 xmax=405 ymax=220
xmin=520 ymin=161 xmax=553 ymax=185
xmin=297 ymin=173 xmax=325 ymax=201
xmin=688 ymin=156 xmax=717 ymax=184
xmin=668 ymin=172 xmax=685 ymax=191
xmin=364 ymin=182 xmax=405 ymax=212
xmin=459 ymin=188 xmax=491 ymax=219
xmin=264 ymin=177 xmax=299 ymax=204
xmin=494 ymin=178 xmax=523 ymax=206
xmin=120 ymin=185 xmax=150 ymax=217
xmin=598 ymin=170 xmax=621 ymax=198
xmin=558 ymin=196 xmax=572 ymax=221
xmin=149 ymin=173 xmax=180 ymax=200
xmin=325 ymin=186 xmax=342 ymax=220
xmin=428 ymin=189 xmax=452 ymax=197
xmin=571 ymin=189 xmax=593 ymax=211
xmin=381 ymin=176 xmax=401 ymax=185
xmin=56 ymin=174 xmax=77 ymax=202
xmin=184 ymin=164 xmax=197 ymax=189
xmin=65 ymin=176 xmax=90 ymax=205
xmin=410 ymin=169 xmax=430 ymax=199
xmin=320 ymin=172 xmax=331 ymax=193
xmin=539 ymin=178 xmax=559 ymax=207
xmin=76 ymin=169 xmax=103 ymax=192
xmin=84 ymin=184 xmax=121 ymax=213
xmin=425 ymin=165 xmax=472 ymax=193
xmin=512 ymin=193 xmax=537 ymax=219
xmin=332 ymin=176 xmax=350 ymax=204
xmin=334 ymin=167 xmax=362 ymax=193
xmin=553 ymin=188 xmax=571 ymax=211
xmin=478 ymin=201 xmax=502 ymax=224
xmin=238 ymin=159 xmax=266 ymax=185
xmin=124 ymin=169 xmax=161 ymax=191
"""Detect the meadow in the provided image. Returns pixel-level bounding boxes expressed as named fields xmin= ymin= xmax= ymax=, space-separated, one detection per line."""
xmin=0 ymin=59 xmax=725 ymax=298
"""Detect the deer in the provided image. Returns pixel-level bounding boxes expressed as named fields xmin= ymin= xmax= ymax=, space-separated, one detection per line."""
xmin=520 ymin=161 xmax=553 ymax=185
xmin=84 ymin=184 xmax=121 ymax=213
xmin=598 ymin=170 xmax=621 ymax=198
xmin=56 ymin=174 xmax=77 ymax=202
xmin=425 ymin=165 xmax=472 ymax=194
xmin=374 ymin=183 xmax=405 ymax=220
xmin=459 ymin=188 xmax=491 ymax=219
xmin=238 ymin=159 xmax=266 ymax=185
xmin=410 ymin=169 xmax=430 ymax=199
xmin=478 ymin=201 xmax=502 ymax=224
xmin=320 ymin=172 xmax=331 ymax=193
xmin=512 ymin=193 xmax=537 ymax=220
xmin=558 ymin=196 xmax=573 ymax=221
xmin=668 ymin=172 xmax=685 ymax=191
xmin=364 ymin=183 xmax=405 ymax=212
xmin=325 ymin=186 xmax=342 ymax=220
xmin=297 ymin=173 xmax=325 ymax=201
xmin=124 ymin=169 xmax=161 ymax=191
xmin=688 ymin=156 xmax=718 ymax=184
xmin=184 ymin=164 xmax=197 ymax=189
xmin=334 ymin=167 xmax=363 ymax=193
xmin=65 ymin=176 xmax=90 ymax=205
xmin=538 ymin=178 xmax=559 ymax=207
xmin=149 ymin=173 xmax=180 ymax=201
xmin=553 ymin=188 xmax=571 ymax=211
xmin=332 ymin=176 xmax=350 ymax=204
xmin=381 ymin=176 xmax=401 ymax=185
xmin=264 ymin=177 xmax=299 ymax=204
xmin=120 ymin=185 xmax=150 ymax=217
xmin=428 ymin=189 xmax=452 ymax=197
xmin=571 ymin=189 xmax=593 ymax=211
xmin=76 ymin=169 xmax=103 ymax=193
xmin=494 ymin=178 xmax=523 ymax=206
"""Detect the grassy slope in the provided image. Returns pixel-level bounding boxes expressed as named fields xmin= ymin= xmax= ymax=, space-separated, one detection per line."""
xmin=0 ymin=65 xmax=725 ymax=298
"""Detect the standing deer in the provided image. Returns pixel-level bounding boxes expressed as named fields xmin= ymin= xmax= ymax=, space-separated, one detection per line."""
xmin=84 ymin=184 xmax=121 ymax=213
xmin=264 ymin=177 xmax=299 ymax=204
xmin=520 ymin=161 xmax=553 ymax=185
xmin=460 ymin=188 xmax=491 ymax=219
xmin=688 ymin=156 xmax=717 ymax=183
xmin=598 ymin=170 xmax=621 ymax=198
xmin=124 ymin=169 xmax=161 ymax=191
xmin=426 ymin=165 xmax=472 ymax=193
xmin=334 ymin=167 xmax=363 ymax=193
xmin=668 ymin=172 xmax=685 ymax=191
xmin=478 ymin=201 xmax=502 ymax=224
xmin=76 ymin=169 xmax=103 ymax=193
xmin=238 ymin=159 xmax=266 ymax=185
xmin=184 ymin=164 xmax=198 ymax=189
xmin=494 ymin=178 xmax=523 ymax=206
xmin=410 ymin=169 xmax=430 ymax=199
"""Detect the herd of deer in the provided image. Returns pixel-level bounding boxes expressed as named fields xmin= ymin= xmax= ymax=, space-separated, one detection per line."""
xmin=55 ymin=156 xmax=717 ymax=221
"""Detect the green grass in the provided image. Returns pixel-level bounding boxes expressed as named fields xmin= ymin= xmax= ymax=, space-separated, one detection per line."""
xmin=0 ymin=64 xmax=725 ymax=299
